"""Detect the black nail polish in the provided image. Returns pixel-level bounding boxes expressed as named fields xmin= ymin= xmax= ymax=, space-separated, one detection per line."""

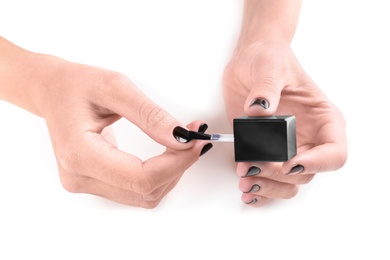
xmin=249 ymin=98 xmax=269 ymax=109
xmin=244 ymin=184 xmax=261 ymax=194
xmin=188 ymin=131 xmax=211 ymax=140
xmin=244 ymin=166 xmax=261 ymax=177
xmin=245 ymin=198 xmax=257 ymax=205
xmin=287 ymin=165 xmax=304 ymax=175
xmin=198 ymin=123 xmax=208 ymax=133
xmin=200 ymin=143 xmax=213 ymax=156
xmin=173 ymin=126 xmax=190 ymax=143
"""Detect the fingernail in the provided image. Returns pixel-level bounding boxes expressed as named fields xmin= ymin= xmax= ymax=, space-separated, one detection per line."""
xmin=244 ymin=184 xmax=261 ymax=194
xmin=245 ymin=198 xmax=257 ymax=205
xmin=173 ymin=126 xmax=191 ymax=143
xmin=200 ymin=143 xmax=213 ymax=156
xmin=286 ymin=165 xmax=304 ymax=175
xmin=249 ymin=98 xmax=269 ymax=109
xmin=244 ymin=166 xmax=261 ymax=177
xmin=198 ymin=123 xmax=208 ymax=133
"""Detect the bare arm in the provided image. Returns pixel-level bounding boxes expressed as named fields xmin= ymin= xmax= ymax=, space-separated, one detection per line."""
xmin=236 ymin=0 xmax=302 ymax=50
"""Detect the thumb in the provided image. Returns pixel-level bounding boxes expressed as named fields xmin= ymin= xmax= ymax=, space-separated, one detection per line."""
xmin=244 ymin=80 xmax=284 ymax=116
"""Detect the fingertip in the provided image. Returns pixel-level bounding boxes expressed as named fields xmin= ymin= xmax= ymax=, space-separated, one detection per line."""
xmin=244 ymin=96 xmax=279 ymax=116
xmin=249 ymin=98 xmax=269 ymax=109
xmin=244 ymin=84 xmax=283 ymax=116
xmin=286 ymin=165 xmax=305 ymax=175
xmin=170 ymin=120 xmax=213 ymax=155
xmin=172 ymin=126 xmax=191 ymax=144
xmin=282 ymin=156 xmax=306 ymax=175
xmin=199 ymin=143 xmax=213 ymax=157
xmin=236 ymin=162 xmax=252 ymax=177
xmin=171 ymin=121 xmax=206 ymax=148
xmin=241 ymin=194 xmax=268 ymax=207
xmin=186 ymin=120 xmax=207 ymax=132
xmin=198 ymin=123 xmax=208 ymax=134
xmin=245 ymin=198 xmax=258 ymax=205
xmin=283 ymin=143 xmax=348 ymax=175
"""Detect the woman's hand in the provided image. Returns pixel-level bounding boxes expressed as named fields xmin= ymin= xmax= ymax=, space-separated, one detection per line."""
xmin=223 ymin=43 xmax=347 ymax=207
xmin=0 ymin=37 xmax=212 ymax=208
xmin=43 ymin=60 xmax=215 ymax=208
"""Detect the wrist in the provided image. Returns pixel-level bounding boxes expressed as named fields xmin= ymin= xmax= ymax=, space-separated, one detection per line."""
xmin=235 ymin=0 xmax=302 ymax=53
xmin=30 ymin=54 xmax=67 ymax=118
xmin=0 ymin=37 xmax=63 ymax=117
xmin=231 ymin=39 xmax=292 ymax=68
xmin=234 ymin=35 xmax=290 ymax=57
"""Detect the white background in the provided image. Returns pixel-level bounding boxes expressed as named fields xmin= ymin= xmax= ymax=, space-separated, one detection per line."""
xmin=0 ymin=0 xmax=389 ymax=259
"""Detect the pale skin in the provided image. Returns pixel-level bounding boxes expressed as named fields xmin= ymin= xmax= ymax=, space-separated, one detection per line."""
xmin=0 ymin=0 xmax=347 ymax=208
xmin=224 ymin=0 xmax=347 ymax=206
xmin=0 ymin=37 xmax=211 ymax=208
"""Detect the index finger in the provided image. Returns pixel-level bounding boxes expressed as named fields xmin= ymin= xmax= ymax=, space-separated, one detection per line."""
xmin=282 ymin=118 xmax=348 ymax=175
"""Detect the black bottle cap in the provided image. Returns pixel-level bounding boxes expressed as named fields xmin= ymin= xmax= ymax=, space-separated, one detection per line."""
xmin=233 ymin=116 xmax=297 ymax=162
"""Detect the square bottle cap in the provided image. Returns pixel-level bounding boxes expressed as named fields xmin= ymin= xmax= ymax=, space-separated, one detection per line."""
xmin=233 ymin=116 xmax=297 ymax=162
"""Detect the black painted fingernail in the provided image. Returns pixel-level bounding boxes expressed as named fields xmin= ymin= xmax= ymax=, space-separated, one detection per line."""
xmin=244 ymin=184 xmax=261 ymax=194
xmin=249 ymin=98 xmax=269 ymax=109
xmin=198 ymin=123 xmax=208 ymax=133
xmin=173 ymin=126 xmax=191 ymax=143
xmin=200 ymin=143 xmax=213 ymax=156
xmin=287 ymin=165 xmax=304 ymax=175
xmin=245 ymin=198 xmax=257 ymax=205
xmin=244 ymin=166 xmax=261 ymax=177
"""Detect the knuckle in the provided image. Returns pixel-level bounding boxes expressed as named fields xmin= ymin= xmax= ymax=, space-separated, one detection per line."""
xmin=256 ymin=77 xmax=282 ymax=94
xmin=131 ymin=175 xmax=155 ymax=195
xmin=261 ymin=184 xmax=279 ymax=199
xmin=60 ymin=176 xmax=86 ymax=194
xmin=295 ymin=174 xmax=316 ymax=185
xmin=120 ymin=198 xmax=159 ymax=209
xmin=96 ymin=71 xmax=130 ymax=99
xmin=56 ymin=144 xmax=85 ymax=173
xmin=138 ymin=102 xmax=171 ymax=129
xmin=103 ymin=71 xmax=129 ymax=88
xmin=266 ymin=167 xmax=282 ymax=180
xmin=337 ymin=150 xmax=348 ymax=169
xmin=139 ymin=181 xmax=154 ymax=195
xmin=57 ymin=152 xmax=76 ymax=172
xmin=143 ymin=189 xmax=164 ymax=202
xmin=284 ymin=185 xmax=299 ymax=199
xmin=141 ymin=200 xmax=160 ymax=209
xmin=261 ymin=183 xmax=299 ymax=200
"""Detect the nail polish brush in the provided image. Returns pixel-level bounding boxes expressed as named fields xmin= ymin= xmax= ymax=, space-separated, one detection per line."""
xmin=188 ymin=131 xmax=234 ymax=142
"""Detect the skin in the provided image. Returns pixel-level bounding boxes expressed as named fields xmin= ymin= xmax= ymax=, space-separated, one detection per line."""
xmin=0 ymin=0 xmax=348 ymax=208
xmin=0 ymin=37 xmax=208 ymax=208
xmin=223 ymin=0 xmax=348 ymax=206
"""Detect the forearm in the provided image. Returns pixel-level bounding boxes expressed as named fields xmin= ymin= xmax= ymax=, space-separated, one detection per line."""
xmin=236 ymin=0 xmax=302 ymax=51
xmin=0 ymin=37 xmax=59 ymax=117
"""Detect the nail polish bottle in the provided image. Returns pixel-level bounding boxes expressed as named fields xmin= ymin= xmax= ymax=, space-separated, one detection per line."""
xmin=188 ymin=116 xmax=297 ymax=162
xmin=232 ymin=116 xmax=296 ymax=162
